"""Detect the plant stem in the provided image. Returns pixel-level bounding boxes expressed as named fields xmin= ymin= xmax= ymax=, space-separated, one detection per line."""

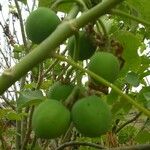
xmin=14 ymin=0 xmax=27 ymax=49
xmin=111 ymin=9 xmax=150 ymax=27
xmin=57 ymin=141 xmax=105 ymax=150
xmin=0 ymin=0 xmax=124 ymax=95
xmin=16 ymin=109 xmax=22 ymax=150
xmin=53 ymin=53 xmax=150 ymax=117
xmin=21 ymin=106 xmax=34 ymax=150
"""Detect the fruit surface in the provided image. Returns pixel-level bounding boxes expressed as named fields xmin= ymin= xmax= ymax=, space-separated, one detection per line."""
xmin=88 ymin=52 xmax=120 ymax=83
xmin=25 ymin=7 xmax=60 ymax=44
xmin=32 ymin=99 xmax=70 ymax=139
xmin=47 ymin=82 xmax=74 ymax=101
xmin=71 ymin=96 xmax=112 ymax=137
xmin=67 ymin=31 xmax=96 ymax=60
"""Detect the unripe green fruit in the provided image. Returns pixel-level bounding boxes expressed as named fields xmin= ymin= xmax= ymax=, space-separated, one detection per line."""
xmin=67 ymin=31 xmax=96 ymax=60
xmin=71 ymin=96 xmax=112 ymax=137
xmin=32 ymin=99 xmax=70 ymax=139
xmin=47 ymin=82 xmax=74 ymax=101
xmin=25 ymin=7 xmax=60 ymax=44
xmin=88 ymin=52 xmax=120 ymax=83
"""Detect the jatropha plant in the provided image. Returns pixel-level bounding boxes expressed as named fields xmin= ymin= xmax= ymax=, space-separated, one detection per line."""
xmin=0 ymin=0 xmax=150 ymax=149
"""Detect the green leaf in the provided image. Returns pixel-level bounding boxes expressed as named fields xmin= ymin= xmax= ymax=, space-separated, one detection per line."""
xmin=125 ymin=72 xmax=140 ymax=87
xmin=114 ymin=31 xmax=141 ymax=72
xmin=111 ymin=95 xmax=132 ymax=115
xmin=40 ymin=80 xmax=52 ymax=90
xmin=13 ymin=44 xmax=24 ymax=53
xmin=143 ymin=92 xmax=150 ymax=109
xmin=127 ymin=0 xmax=150 ymax=22
xmin=0 ymin=109 xmax=10 ymax=119
xmin=6 ymin=112 xmax=26 ymax=121
xmin=143 ymin=92 xmax=150 ymax=101
xmin=135 ymin=130 xmax=150 ymax=144
xmin=137 ymin=86 xmax=150 ymax=107
xmin=17 ymin=90 xmax=45 ymax=108
xmin=38 ymin=0 xmax=53 ymax=7
xmin=107 ymin=90 xmax=119 ymax=105
xmin=24 ymin=82 xmax=37 ymax=89
xmin=55 ymin=1 xmax=73 ymax=13
xmin=38 ymin=0 xmax=73 ymax=12
xmin=118 ymin=126 xmax=137 ymax=144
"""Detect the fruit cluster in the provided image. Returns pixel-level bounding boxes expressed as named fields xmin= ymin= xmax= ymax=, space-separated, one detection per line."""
xmin=25 ymin=7 xmax=121 ymax=139
xmin=32 ymin=94 xmax=112 ymax=139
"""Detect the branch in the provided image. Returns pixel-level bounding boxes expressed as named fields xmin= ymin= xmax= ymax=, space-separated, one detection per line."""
xmin=109 ymin=144 xmax=150 ymax=150
xmin=14 ymin=0 xmax=27 ymax=49
xmin=21 ymin=106 xmax=34 ymax=150
xmin=56 ymin=141 xmax=105 ymax=150
xmin=56 ymin=142 xmax=150 ymax=150
xmin=52 ymin=54 xmax=150 ymax=117
xmin=0 ymin=0 xmax=124 ymax=95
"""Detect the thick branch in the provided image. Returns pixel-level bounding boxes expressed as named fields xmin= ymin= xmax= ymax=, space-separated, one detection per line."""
xmin=0 ymin=0 xmax=124 ymax=95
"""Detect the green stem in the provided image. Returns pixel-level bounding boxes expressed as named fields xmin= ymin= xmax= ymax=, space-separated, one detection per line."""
xmin=111 ymin=9 xmax=150 ymax=27
xmin=53 ymin=53 xmax=150 ymax=117
xmin=16 ymin=109 xmax=22 ymax=150
xmin=64 ymin=4 xmax=80 ymax=20
xmin=0 ymin=0 xmax=124 ymax=95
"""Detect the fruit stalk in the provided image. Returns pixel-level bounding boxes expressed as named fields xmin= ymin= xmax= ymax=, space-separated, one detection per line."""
xmin=53 ymin=53 xmax=150 ymax=117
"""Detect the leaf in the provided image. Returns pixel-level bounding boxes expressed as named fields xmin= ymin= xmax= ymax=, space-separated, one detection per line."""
xmin=143 ymin=92 xmax=150 ymax=101
xmin=107 ymin=90 xmax=119 ymax=105
xmin=143 ymin=92 xmax=150 ymax=109
xmin=114 ymin=31 xmax=141 ymax=72
xmin=6 ymin=112 xmax=26 ymax=121
xmin=38 ymin=0 xmax=53 ymax=7
xmin=125 ymin=72 xmax=140 ymax=87
xmin=38 ymin=0 xmax=73 ymax=12
xmin=13 ymin=44 xmax=24 ymax=53
xmin=17 ymin=90 xmax=45 ymax=108
xmin=127 ymin=0 xmax=150 ymax=22
xmin=40 ymin=80 xmax=52 ymax=89
xmin=118 ymin=126 xmax=137 ymax=144
xmin=111 ymin=95 xmax=132 ymax=115
xmin=137 ymin=86 xmax=150 ymax=107
xmin=120 ymin=95 xmax=132 ymax=113
xmin=0 ymin=109 xmax=10 ymax=119
xmin=55 ymin=1 xmax=73 ymax=13
xmin=135 ymin=130 xmax=150 ymax=144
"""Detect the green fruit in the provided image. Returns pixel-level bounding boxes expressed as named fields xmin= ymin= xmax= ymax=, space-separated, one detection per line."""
xmin=71 ymin=96 xmax=112 ymax=137
xmin=32 ymin=99 xmax=70 ymax=139
xmin=47 ymin=82 xmax=74 ymax=101
xmin=25 ymin=7 xmax=60 ymax=44
xmin=88 ymin=52 xmax=120 ymax=83
xmin=67 ymin=31 xmax=96 ymax=60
